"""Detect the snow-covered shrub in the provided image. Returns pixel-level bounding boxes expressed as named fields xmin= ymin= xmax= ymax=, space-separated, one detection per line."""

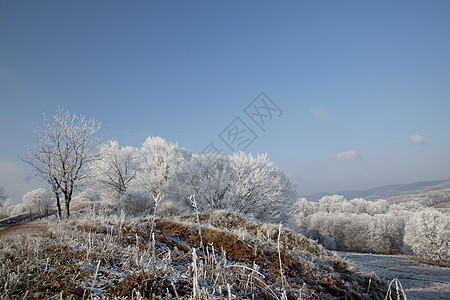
xmin=120 ymin=190 xmax=152 ymax=215
xmin=403 ymin=208 xmax=449 ymax=262
xmin=158 ymin=199 xmax=187 ymax=216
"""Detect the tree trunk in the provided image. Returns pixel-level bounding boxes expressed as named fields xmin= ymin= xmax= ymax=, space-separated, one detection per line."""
xmin=55 ymin=192 xmax=62 ymax=220
xmin=64 ymin=194 xmax=71 ymax=219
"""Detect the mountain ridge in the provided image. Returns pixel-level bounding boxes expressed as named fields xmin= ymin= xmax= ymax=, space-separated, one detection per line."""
xmin=302 ymin=179 xmax=450 ymax=202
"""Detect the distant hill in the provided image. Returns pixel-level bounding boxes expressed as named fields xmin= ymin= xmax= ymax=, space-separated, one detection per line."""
xmin=302 ymin=179 xmax=450 ymax=202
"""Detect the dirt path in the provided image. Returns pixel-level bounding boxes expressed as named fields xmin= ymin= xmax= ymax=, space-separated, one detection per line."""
xmin=340 ymin=252 xmax=450 ymax=300
xmin=0 ymin=223 xmax=50 ymax=239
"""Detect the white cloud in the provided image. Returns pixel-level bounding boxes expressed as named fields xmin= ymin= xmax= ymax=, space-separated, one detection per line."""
xmin=410 ymin=134 xmax=425 ymax=144
xmin=335 ymin=150 xmax=360 ymax=161
xmin=310 ymin=106 xmax=331 ymax=120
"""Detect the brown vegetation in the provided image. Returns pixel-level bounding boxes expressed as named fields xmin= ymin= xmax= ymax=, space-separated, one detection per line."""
xmin=0 ymin=212 xmax=388 ymax=299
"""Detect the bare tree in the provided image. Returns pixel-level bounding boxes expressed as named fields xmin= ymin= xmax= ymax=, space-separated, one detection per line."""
xmin=23 ymin=107 xmax=101 ymax=219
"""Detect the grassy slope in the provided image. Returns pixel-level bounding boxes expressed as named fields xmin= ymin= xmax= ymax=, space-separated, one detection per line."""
xmin=0 ymin=211 xmax=388 ymax=299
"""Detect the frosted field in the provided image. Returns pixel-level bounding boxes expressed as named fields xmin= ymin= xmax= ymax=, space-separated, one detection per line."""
xmin=341 ymin=252 xmax=450 ymax=300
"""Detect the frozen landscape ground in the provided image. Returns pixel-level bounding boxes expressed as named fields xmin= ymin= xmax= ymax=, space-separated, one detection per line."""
xmin=0 ymin=214 xmax=391 ymax=299
xmin=341 ymin=252 xmax=450 ymax=300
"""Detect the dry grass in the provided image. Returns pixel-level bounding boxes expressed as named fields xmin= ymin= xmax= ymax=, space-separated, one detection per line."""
xmin=0 ymin=211 xmax=389 ymax=299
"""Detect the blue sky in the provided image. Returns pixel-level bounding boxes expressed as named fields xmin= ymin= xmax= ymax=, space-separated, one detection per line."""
xmin=1 ymin=0 xmax=450 ymax=203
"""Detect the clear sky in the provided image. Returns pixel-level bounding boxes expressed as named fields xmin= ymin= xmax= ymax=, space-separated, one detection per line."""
xmin=1 ymin=0 xmax=450 ymax=203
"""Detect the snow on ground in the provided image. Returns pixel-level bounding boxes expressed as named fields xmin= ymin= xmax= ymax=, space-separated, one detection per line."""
xmin=340 ymin=252 xmax=450 ymax=300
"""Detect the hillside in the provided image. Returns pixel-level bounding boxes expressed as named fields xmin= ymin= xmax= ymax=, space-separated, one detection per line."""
xmin=0 ymin=211 xmax=388 ymax=299
xmin=303 ymin=179 xmax=450 ymax=204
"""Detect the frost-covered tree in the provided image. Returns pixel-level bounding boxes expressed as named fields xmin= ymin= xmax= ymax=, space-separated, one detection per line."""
xmin=22 ymin=190 xmax=39 ymax=219
xmin=386 ymin=189 xmax=450 ymax=207
xmin=23 ymin=188 xmax=53 ymax=218
xmin=292 ymin=198 xmax=316 ymax=229
xmin=389 ymin=201 xmax=425 ymax=213
xmin=0 ymin=199 xmax=14 ymax=217
xmin=23 ymin=108 xmax=101 ymax=219
xmin=172 ymin=152 xmax=296 ymax=222
xmin=0 ymin=187 xmax=7 ymax=206
xmin=88 ymin=140 xmax=139 ymax=197
xmin=368 ymin=199 xmax=389 ymax=215
xmin=307 ymin=212 xmax=345 ymax=250
xmin=403 ymin=208 xmax=449 ymax=262
xmin=137 ymin=136 xmax=185 ymax=198
xmin=0 ymin=188 xmax=12 ymax=217
xmin=367 ymin=214 xmax=404 ymax=254
xmin=228 ymin=152 xmax=296 ymax=221
xmin=0 ymin=186 xmax=8 ymax=217
xmin=350 ymin=198 xmax=389 ymax=215
xmin=307 ymin=212 xmax=405 ymax=254
xmin=349 ymin=198 xmax=369 ymax=214
xmin=319 ymin=195 xmax=356 ymax=213
xmin=10 ymin=203 xmax=26 ymax=217
xmin=170 ymin=154 xmax=234 ymax=211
